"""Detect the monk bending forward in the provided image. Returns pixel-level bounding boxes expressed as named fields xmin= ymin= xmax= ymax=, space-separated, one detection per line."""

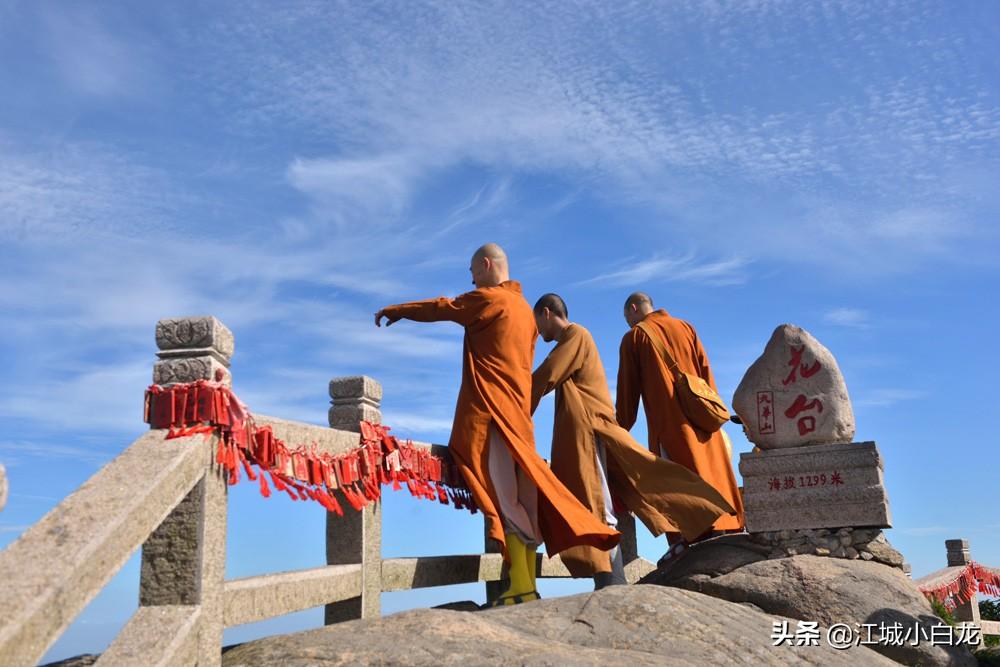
xmin=376 ymin=244 xmax=619 ymax=606
xmin=532 ymin=294 xmax=735 ymax=588
xmin=616 ymin=292 xmax=746 ymax=564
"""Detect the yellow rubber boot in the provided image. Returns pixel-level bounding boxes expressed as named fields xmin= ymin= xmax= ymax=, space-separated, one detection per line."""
xmin=492 ymin=533 xmax=539 ymax=606
xmin=524 ymin=541 xmax=538 ymax=592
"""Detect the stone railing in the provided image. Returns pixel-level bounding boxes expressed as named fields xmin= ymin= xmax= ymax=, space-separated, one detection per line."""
xmin=0 ymin=316 xmax=653 ymax=666
xmin=915 ymin=538 xmax=1000 ymax=638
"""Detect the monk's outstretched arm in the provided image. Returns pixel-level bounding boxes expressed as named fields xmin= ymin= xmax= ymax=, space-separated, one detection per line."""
xmin=377 ymin=293 xmax=479 ymax=327
xmin=615 ymin=334 xmax=640 ymax=430
xmin=530 ymin=332 xmax=583 ymax=415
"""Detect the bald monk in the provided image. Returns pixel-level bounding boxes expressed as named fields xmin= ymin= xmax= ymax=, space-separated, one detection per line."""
xmin=531 ymin=294 xmax=735 ymax=587
xmin=376 ymin=244 xmax=619 ymax=605
xmin=616 ymin=292 xmax=745 ymax=564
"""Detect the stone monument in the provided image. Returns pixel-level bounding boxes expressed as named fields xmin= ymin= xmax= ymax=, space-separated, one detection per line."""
xmin=733 ymin=324 xmax=893 ymax=552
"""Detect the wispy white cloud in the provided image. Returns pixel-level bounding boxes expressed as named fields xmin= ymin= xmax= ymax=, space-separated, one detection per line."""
xmin=0 ymin=361 xmax=152 ymax=435
xmin=160 ymin=2 xmax=995 ymax=280
xmin=897 ymin=525 xmax=951 ymax=537
xmin=855 ymin=388 xmax=928 ymax=408
xmin=824 ymin=307 xmax=869 ymax=329
xmin=8 ymin=3 xmax=998 ymax=277
xmin=0 ymin=141 xmax=182 ymax=244
xmin=194 ymin=3 xmax=998 ymax=190
xmin=576 ymin=253 xmax=751 ymax=288
xmin=37 ymin=5 xmax=155 ymax=98
xmin=286 ymin=153 xmax=427 ymax=224
xmin=436 ymin=177 xmax=515 ymax=237
xmin=0 ymin=439 xmax=117 ymax=466
xmin=381 ymin=413 xmax=454 ymax=437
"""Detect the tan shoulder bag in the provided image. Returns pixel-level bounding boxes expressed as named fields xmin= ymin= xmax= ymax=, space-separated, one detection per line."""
xmin=636 ymin=320 xmax=730 ymax=433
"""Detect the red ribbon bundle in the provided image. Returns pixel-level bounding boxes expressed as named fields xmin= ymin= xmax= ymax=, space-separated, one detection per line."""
xmin=144 ymin=380 xmax=477 ymax=515
xmin=918 ymin=561 xmax=1000 ymax=609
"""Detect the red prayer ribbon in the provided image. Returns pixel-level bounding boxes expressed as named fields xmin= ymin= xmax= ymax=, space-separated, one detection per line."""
xmin=144 ymin=380 xmax=476 ymax=516
xmin=918 ymin=561 xmax=1000 ymax=609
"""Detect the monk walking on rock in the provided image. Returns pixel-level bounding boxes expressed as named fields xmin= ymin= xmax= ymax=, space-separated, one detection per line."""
xmin=376 ymin=244 xmax=619 ymax=606
xmin=532 ymin=294 xmax=735 ymax=588
xmin=616 ymin=292 xmax=745 ymax=565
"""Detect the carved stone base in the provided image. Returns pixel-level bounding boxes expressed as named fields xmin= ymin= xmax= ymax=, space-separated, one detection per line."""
xmin=739 ymin=441 xmax=891 ymax=533
xmin=747 ymin=528 xmax=907 ymax=572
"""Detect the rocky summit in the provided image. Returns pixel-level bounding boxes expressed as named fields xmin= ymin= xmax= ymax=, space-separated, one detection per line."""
xmin=221 ymin=584 xmax=891 ymax=667
xmin=44 ymin=535 xmax=985 ymax=667
xmin=218 ymin=534 xmax=979 ymax=667
xmin=641 ymin=534 xmax=978 ymax=666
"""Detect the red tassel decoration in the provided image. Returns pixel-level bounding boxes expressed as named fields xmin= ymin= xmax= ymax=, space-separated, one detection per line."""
xmin=144 ymin=382 xmax=475 ymax=519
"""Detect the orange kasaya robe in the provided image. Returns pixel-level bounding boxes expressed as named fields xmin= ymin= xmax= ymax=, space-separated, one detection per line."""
xmin=616 ymin=310 xmax=745 ymax=532
xmin=381 ymin=280 xmax=620 ymax=560
xmin=532 ymin=323 xmax=735 ymax=577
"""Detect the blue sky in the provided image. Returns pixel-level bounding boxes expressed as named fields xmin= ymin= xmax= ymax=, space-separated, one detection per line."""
xmin=1 ymin=0 xmax=998 ymax=661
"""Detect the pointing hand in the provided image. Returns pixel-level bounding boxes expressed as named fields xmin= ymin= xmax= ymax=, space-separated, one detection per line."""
xmin=375 ymin=309 xmax=400 ymax=327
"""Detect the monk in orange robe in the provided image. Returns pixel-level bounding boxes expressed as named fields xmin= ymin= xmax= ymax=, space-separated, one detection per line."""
xmin=376 ymin=244 xmax=619 ymax=605
xmin=615 ymin=292 xmax=745 ymax=563
xmin=531 ymin=294 xmax=735 ymax=587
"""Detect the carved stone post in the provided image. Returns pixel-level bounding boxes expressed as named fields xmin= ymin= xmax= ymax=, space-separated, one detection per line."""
xmin=946 ymin=538 xmax=972 ymax=567
xmin=325 ymin=376 xmax=383 ymax=623
xmin=140 ymin=316 xmax=231 ymax=666
xmin=152 ymin=316 xmax=234 ymax=387
xmin=616 ymin=511 xmax=646 ymax=583
xmin=946 ymin=538 xmax=981 ymax=624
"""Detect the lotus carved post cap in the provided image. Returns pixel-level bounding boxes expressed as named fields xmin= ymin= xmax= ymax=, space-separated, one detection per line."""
xmin=945 ymin=539 xmax=971 ymax=566
xmin=155 ymin=316 xmax=234 ymax=365
xmin=329 ymin=376 xmax=382 ymax=431
xmin=153 ymin=316 xmax=234 ymax=386
xmin=329 ymin=376 xmax=382 ymax=404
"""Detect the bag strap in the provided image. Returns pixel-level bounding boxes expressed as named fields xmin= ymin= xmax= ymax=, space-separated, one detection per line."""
xmin=636 ymin=320 xmax=681 ymax=379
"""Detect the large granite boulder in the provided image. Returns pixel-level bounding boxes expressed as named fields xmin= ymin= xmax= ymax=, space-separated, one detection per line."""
xmin=733 ymin=324 xmax=855 ymax=449
xmin=642 ymin=541 xmax=977 ymax=666
xmin=221 ymin=584 xmax=890 ymax=666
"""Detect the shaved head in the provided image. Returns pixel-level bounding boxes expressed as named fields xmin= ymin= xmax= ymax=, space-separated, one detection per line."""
xmin=623 ymin=291 xmax=654 ymax=328
xmin=534 ymin=292 xmax=570 ymax=342
xmin=534 ymin=293 xmax=568 ymax=318
xmin=624 ymin=291 xmax=653 ymax=310
xmin=469 ymin=242 xmax=510 ymax=288
xmin=472 ymin=243 xmax=508 ymax=265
